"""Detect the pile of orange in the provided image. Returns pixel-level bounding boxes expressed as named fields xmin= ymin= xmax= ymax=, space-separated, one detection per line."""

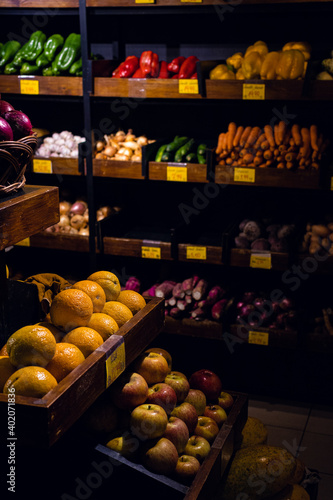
xmin=0 ymin=271 xmax=147 ymax=399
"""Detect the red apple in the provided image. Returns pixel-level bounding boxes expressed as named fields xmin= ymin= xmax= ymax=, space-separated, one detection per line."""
xmin=130 ymin=403 xmax=168 ymax=440
xmin=110 ymin=371 xmax=148 ymax=410
xmin=218 ymin=391 xmax=234 ymax=411
xmin=163 ymin=416 xmax=189 ymax=454
xmin=146 ymin=383 xmax=177 ymax=415
xmin=145 ymin=347 xmax=172 ymax=373
xmin=204 ymin=405 xmax=228 ymax=427
xmin=174 ymin=455 xmax=201 ymax=483
xmin=133 ymin=352 xmax=169 ymax=385
xmin=184 ymin=435 xmax=211 ymax=463
xmin=164 ymin=371 xmax=190 ymax=403
xmin=189 ymin=369 xmax=222 ymax=402
xmin=184 ymin=389 xmax=207 ymax=415
xmin=171 ymin=402 xmax=198 ymax=434
xmin=106 ymin=430 xmax=140 ymax=460
xmin=140 ymin=437 xmax=178 ymax=475
xmin=194 ymin=415 xmax=220 ymax=443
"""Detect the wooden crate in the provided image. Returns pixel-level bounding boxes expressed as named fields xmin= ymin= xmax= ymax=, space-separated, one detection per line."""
xmin=95 ymin=390 xmax=248 ymax=500
xmin=0 ymin=297 xmax=165 ymax=448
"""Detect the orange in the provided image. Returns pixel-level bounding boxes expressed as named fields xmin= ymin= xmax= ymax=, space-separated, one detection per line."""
xmin=6 ymin=325 xmax=57 ymax=368
xmin=0 ymin=343 xmax=8 ymax=356
xmin=50 ymin=288 xmax=94 ymax=333
xmin=36 ymin=322 xmax=65 ymax=342
xmin=0 ymin=356 xmax=16 ymax=392
xmin=71 ymin=280 xmax=106 ymax=313
xmin=117 ymin=290 xmax=146 ymax=315
xmin=87 ymin=313 xmax=119 ymax=341
xmin=87 ymin=270 xmax=121 ymax=301
xmin=45 ymin=342 xmax=85 ymax=382
xmin=3 ymin=366 xmax=57 ymax=398
xmin=62 ymin=327 xmax=104 ymax=358
xmin=102 ymin=301 xmax=133 ymax=328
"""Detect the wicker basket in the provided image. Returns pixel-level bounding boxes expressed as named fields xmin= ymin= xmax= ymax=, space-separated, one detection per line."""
xmin=0 ymin=134 xmax=38 ymax=196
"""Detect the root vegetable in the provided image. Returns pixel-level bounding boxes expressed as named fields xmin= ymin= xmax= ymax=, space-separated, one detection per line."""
xmin=192 ymin=279 xmax=208 ymax=301
xmin=70 ymin=201 xmax=87 ymax=216
xmin=143 ymin=284 xmax=158 ymax=297
xmin=227 ymin=122 xmax=237 ymax=151
xmin=233 ymin=126 xmax=244 ymax=147
xmin=251 ymin=238 xmax=270 ymax=251
xmin=191 ymin=307 xmax=206 ymax=320
xmin=155 ymin=281 xmax=176 ymax=298
xmin=182 ymin=276 xmax=200 ymax=295
xmin=70 ymin=214 xmax=86 ymax=230
xmin=169 ymin=307 xmax=183 ymax=319
xmin=311 ymin=224 xmax=330 ymax=237
xmin=59 ymin=214 xmax=70 ymax=227
xmin=125 ymin=276 xmax=141 ymax=292
xmin=172 ymin=282 xmax=185 ymax=300
xmin=264 ymin=125 xmax=275 ymax=148
xmin=211 ymin=299 xmax=228 ymax=321
xmin=239 ymin=126 xmax=252 ymax=148
xmin=59 ymin=201 xmax=72 ymax=215
xmin=235 ymin=235 xmax=250 ymax=249
xmin=243 ymin=220 xmax=262 ymax=241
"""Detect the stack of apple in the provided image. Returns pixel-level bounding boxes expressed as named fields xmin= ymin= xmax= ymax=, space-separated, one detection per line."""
xmin=99 ymin=348 xmax=234 ymax=484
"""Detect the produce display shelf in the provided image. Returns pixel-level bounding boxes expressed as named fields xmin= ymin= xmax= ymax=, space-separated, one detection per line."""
xmin=95 ymin=390 xmax=248 ymax=500
xmin=305 ymin=333 xmax=333 ymax=354
xmin=0 ymin=185 xmax=59 ymax=251
xmin=229 ymin=248 xmax=291 ymax=272
xmin=2 ymin=0 xmax=78 ymax=6
xmin=93 ymin=78 xmax=202 ymax=99
xmin=93 ymin=159 xmax=144 ymax=179
xmin=33 ymin=157 xmax=81 ymax=176
xmin=164 ymin=316 xmax=224 ymax=340
xmin=103 ymin=236 xmax=174 ymax=260
xmin=86 ymin=0 xmax=333 ymax=6
xmin=229 ymin=324 xmax=299 ymax=350
xmin=26 ymin=232 xmax=93 ymax=253
xmin=205 ymin=79 xmax=305 ymax=100
xmin=214 ymin=165 xmax=323 ymax=190
xmin=0 ymin=75 xmax=83 ymax=96
xmin=307 ymin=81 xmax=333 ymax=100
xmin=148 ymin=162 xmax=208 ymax=183
xmin=177 ymin=243 xmax=223 ymax=266
xmin=0 ymin=297 xmax=165 ymax=448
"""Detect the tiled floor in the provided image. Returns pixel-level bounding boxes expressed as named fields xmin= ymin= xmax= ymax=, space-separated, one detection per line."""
xmin=248 ymin=397 xmax=333 ymax=500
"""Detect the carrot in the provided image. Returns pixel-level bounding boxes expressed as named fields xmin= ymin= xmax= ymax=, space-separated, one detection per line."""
xmin=273 ymin=148 xmax=280 ymax=157
xmin=283 ymin=128 xmax=292 ymax=146
xmin=218 ymin=159 xmax=226 ymax=165
xmin=243 ymin=153 xmax=254 ymax=164
xmin=286 ymin=161 xmax=294 ymax=170
xmin=300 ymin=127 xmax=311 ymax=159
xmin=254 ymin=156 xmax=262 ymax=166
xmin=227 ymin=122 xmax=237 ymax=151
xmin=310 ymin=125 xmax=319 ymax=151
xmin=216 ymin=133 xmax=225 ymax=155
xmin=239 ymin=149 xmax=248 ymax=157
xmin=264 ymin=125 xmax=275 ymax=148
xmin=274 ymin=124 xmax=280 ymax=145
xmin=226 ymin=157 xmax=233 ymax=165
xmin=265 ymin=160 xmax=274 ymax=167
xmin=230 ymin=150 xmax=239 ymax=160
xmin=278 ymin=144 xmax=287 ymax=153
xmin=231 ymin=160 xmax=239 ymax=166
xmin=233 ymin=125 xmax=244 ymax=147
xmin=258 ymin=163 xmax=267 ymax=168
xmin=277 ymin=162 xmax=286 ymax=169
xmin=263 ymin=149 xmax=273 ymax=160
xmin=245 ymin=126 xmax=261 ymax=148
xmin=289 ymin=137 xmax=295 ymax=147
xmin=285 ymin=151 xmax=297 ymax=162
xmin=278 ymin=120 xmax=287 ymax=145
xmin=254 ymin=132 xmax=266 ymax=149
xmin=239 ymin=126 xmax=252 ymax=147
xmin=311 ymin=162 xmax=320 ymax=170
xmin=291 ymin=124 xmax=302 ymax=146
xmin=261 ymin=140 xmax=269 ymax=151
xmin=222 ymin=131 xmax=228 ymax=152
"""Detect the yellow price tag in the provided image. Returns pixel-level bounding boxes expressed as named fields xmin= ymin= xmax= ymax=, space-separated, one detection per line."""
xmin=15 ymin=237 xmax=30 ymax=247
xmin=186 ymin=246 xmax=207 ymax=260
xmin=181 ymin=0 xmax=202 ymax=2
xmin=243 ymin=83 xmax=265 ymax=100
xmin=234 ymin=167 xmax=255 ymax=183
xmin=141 ymin=246 xmax=161 ymax=259
xmin=105 ymin=340 xmax=126 ymax=388
xmin=33 ymin=159 xmax=52 ymax=174
xmin=135 ymin=0 xmax=155 ymax=3
xmin=179 ymin=79 xmax=199 ymax=94
xmin=20 ymin=79 xmax=39 ymax=95
xmin=248 ymin=330 xmax=269 ymax=346
xmin=167 ymin=166 xmax=187 ymax=182
xmin=250 ymin=253 xmax=272 ymax=269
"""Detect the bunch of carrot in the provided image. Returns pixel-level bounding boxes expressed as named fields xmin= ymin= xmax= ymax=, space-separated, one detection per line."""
xmin=215 ymin=121 xmax=329 ymax=170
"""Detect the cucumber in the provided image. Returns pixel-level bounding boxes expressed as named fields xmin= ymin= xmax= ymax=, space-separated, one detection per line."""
xmin=161 ymin=150 xmax=174 ymax=162
xmin=185 ymin=152 xmax=197 ymax=163
xmin=197 ymin=143 xmax=207 ymax=164
xmin=165 ymin=136 xmax=189 ymax=153
xmin=174 ymin=138 xmax=195 ymax=163
xmin=155 ymin=144 xmax=168 ymax=162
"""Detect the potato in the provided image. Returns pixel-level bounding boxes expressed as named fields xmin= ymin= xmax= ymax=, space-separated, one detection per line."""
xmin=311 ymin=224 xmax=330 ymax=237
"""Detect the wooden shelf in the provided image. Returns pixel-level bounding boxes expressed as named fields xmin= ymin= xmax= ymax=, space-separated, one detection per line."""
xmin=164 ymin=316 xmax=224 ymax=340
xmin=178 ymin=243 xmax=223 ymax=265
xmin=93 ymin=159 xmax=144 ymax=179
xmin=307 ymin=81 xmax=333 ymax=100
xmin=0 ymin=76 xmax=82 ymax=96
xmin=229 ymin=324 xmax=299 ymax=349
xmin=86 ymin=0 xmax=333 ymax=6
xmin=229 ymin=248 xmax=291 ymax=271
xmin=214 ymin=165 xmax=323 ymax=190
xmin=103 ymin=236 xmax=174 ymax=260
xmin=149 ymin=161 xmax=208 ymax=182
xmin=27 ymin=232 xmax=92 ymax=252
xmin=33 ymin=157 xmax=81 ymax=176
xmin=93 ymin=78 xmax=202 ymax=99
xmin=0 ymin=185 xmax=59 ymax=251
xmin=0 ymin=297 xmax=165 ymax=448
xmin=205 ymin=79 xmax=305 ymax=100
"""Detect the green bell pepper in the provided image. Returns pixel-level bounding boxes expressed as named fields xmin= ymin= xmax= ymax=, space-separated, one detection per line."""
xmin=0 ymin=40 xmax=21 ymax=69
xmin=69 ymin=57 xmax=82 ymax=76
xmin=20 ymin=62 xmax=39 ymax=75
xmin=44 ymin=34 xmax=64 ymax=62
xmin=21 ymin=31 xmax=46 ymax=62
xmin=12 ymin=42 xmax=30 ymax=68
xmin=42 ymin=66 xmax=54 ymax=76
xmin=4 ymin=62 xmax=19 ymax=75
xmin=53 ymin=33 xmax=81 ymax=73
xmin=36 ymin=52 xmax=50 ymax=69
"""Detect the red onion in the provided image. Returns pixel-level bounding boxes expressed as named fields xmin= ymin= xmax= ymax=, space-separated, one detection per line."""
xmin=69 ymin=201 xmax=87 ymax=216
xmin=239 ymin=303 xmax=255 ymax=318
xmin=0 ymin=117 xmax=13 ymax=141
xmin=3 ymin=110 xmax=32 ymax=140
xmin=0 ymin=100 xmax=15 ymax=118
xmin=279 ymin=297 xmax=294 ymax=311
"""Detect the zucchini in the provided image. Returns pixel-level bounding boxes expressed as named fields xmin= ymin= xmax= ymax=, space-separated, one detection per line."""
xmin=155 ymin=144 xmax=168 ymax=162
xmin=165 ymin=136 xmax=189 ymax=153
xmin=197 ymin=143 xmax=207 ymax=164
xmin=185 ymin=152 xmax=197 ymax=163
xmin=174 ymin=138 xmax=195 ymax=163
xmin=161 ymin=150 xmax=174 ymax=162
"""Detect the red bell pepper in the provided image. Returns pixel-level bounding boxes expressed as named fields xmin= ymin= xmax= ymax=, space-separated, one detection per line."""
xmin=112 ymin=55 xmax=139 ymax=78
xmin=171 ymin=73 xmax=179 ymax=79
xmin=178 ymin=56 xmax=199 ymax=79
xmin=150 ymin=52 xmax=159 ymax=77
xmin=158 ymin=60 xmax=170 ymax=79
xmin=132 ymin=67 xmax=145 ymax=78
xmin=191 ymin=72 xmax=198 ymax=79
xmin=140 ymin=50 xmax=153 ymax=76
xmin=167 ymin=56 xmax=185 ymax=74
